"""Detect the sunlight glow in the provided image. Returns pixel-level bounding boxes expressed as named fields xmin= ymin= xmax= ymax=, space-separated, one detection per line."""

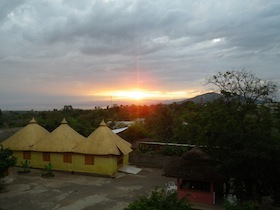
xmin=112 ymin=91 xmax=145 ymax=100
xmin=92 ymin=89 xmax=196 ymax=102
xmin=110 ymin=90 xmax=157 ymax=100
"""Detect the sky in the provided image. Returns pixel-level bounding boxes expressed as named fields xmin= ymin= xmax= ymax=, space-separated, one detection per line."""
xmin=0 ymin=0 xmax=280 ymax=110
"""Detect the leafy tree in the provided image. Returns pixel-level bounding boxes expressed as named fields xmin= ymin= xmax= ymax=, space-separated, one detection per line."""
xmin=206 ymin=70 xmax=277 ymax=104
xmin=124 ymin=188 xmax=192 ymax=210
xmin=62 ymin=105 xmax=74 ymax=112
xmin=173 ymin=102 xmax=204 ymax=144
xmin=144 ymin=104 xmax=175 ymax=142
xmin=0 ymin=109 xmax=3 ymax=127
xmin=199 ymin=71 xmax=280 ymax=205
xmin=118 ymin=123 xmax=149 ymax=142
xmin=0 ymin=145 xmax=17 ymax=177
xmin=185 ymin=98 xmax=280 ymax=203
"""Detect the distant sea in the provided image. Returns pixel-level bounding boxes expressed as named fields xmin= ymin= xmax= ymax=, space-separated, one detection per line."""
xmin=0 ymin=99 xmax=183 ymax=111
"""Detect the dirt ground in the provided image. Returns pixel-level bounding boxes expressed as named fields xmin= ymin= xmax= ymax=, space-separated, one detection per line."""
xmin=0 ymin=167 xmax=176 ymax=210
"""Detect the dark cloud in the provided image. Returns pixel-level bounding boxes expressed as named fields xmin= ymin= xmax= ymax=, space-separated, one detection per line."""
xmin=0 ymin=0 xmax=279 ymax=109
xmin=0 ymin=0 xmax=25 ymax=22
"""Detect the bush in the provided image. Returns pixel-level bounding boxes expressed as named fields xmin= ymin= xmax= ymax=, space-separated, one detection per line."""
xmin=0 ymin=145 xmax=16 ymax=177
xmin=137 ymin=144 xmax=154 ymax=154
xmin=124 ymin=187 xmax=192 ymax=210
xmin=159 ymin=146 xmax=188 ymax=156
xmin=41 ymin=162 xmax=54 ymax=178
xmin=224 ymin=200 xmax=258 ymax=210
xmin=18 ymin=160 xmax=31 ymax=173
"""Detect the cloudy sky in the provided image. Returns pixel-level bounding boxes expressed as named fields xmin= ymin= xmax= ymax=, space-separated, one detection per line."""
xmin=0 ymin=0 xmax=280 ymax=110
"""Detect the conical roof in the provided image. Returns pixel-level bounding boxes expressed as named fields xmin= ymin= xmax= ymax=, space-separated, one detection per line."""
xmin=1 ymin=118 xmax=50 ymax=151
xmin=163 ymin=148 xmax=217 ymax=180
xmin=31 ymin=118 xmax=86 ymax=152
xmin=74 ymin=120 xmax=132 ymax=155
xmin=181 ymin=147 xmax=212 ymax=162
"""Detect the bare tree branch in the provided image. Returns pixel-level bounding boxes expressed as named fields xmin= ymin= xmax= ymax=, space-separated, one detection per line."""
xmin=205 ymin=70 xmax=277 ymax=104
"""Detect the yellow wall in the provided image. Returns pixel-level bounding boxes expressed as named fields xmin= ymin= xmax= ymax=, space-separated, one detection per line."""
xmin=30 ymin=152 xmax=43 ymax=168
xmin=123 ymin=154 xmax=129 ymax=165
xmin=13 ymin=150 xmax=130 ymax=177
xmin=19 ymin=151 xmax=73 ymax=171
xmin=48 ymin=153 xmax=73 ymax=172
xmin=13 ymin=151 xmax=23 ymax=166
xmin=13 ymin=151 xmax=42 ymax=169
xmin=73 ymin=154 xmax=118 ymax=176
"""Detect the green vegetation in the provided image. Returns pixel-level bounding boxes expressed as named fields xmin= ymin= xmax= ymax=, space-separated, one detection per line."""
xmin=224 ymin=200 xmax=256 ymax=210
xmin=124 ymin=188 xmax=192 ymax=210
xmin=19 ymin=160 xmax=31 ymax=173
xmin=136 ymin=144 xmax=154 ymax=154
xmin=0 ymin=70 xmax=279 ymax=206
xmin=0 ymin=109 xmax=3 ymax=127
xmin=159 ymin=145 xmax=188 ymax=156
xmin=42 ymin=162 xmax=54 ymax=178
xmin=0 ymin=145 xmax=16 ymax=177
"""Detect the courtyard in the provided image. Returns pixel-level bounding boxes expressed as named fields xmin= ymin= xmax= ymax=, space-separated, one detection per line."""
xmin=0 ymin=167 xmax=175 ymax=210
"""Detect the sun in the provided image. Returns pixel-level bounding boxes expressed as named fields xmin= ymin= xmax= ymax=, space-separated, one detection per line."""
xmin=127 ymin=91 xmax=146 ymax=100
xmin=112 ymin=90 xmax=147 ymax=100
xmin=90 ymin=88 xmax=192 ymax=102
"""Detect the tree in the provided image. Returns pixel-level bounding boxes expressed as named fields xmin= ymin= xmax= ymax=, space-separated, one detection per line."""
xmin=0 ymin=109 xmax=3 ymax=127
xmin=124 ymin=188 xmax=192 ymax=210
xmin=144 ymin=104 xmax=176 ymax=142
xmin=206 ymin=70 xmax=277 ymax=104
xmin=201 ymin=71 xmax=280 ymax=205
xmin=62 ymin=105 xmax=74 ymax=112
xmin=118 ymin=123 xmax=149 ymax=142
xmin=184 ymin=98 xmax=280 ymax=204
xmin=0 ymin=145 xmax=17 ymax=177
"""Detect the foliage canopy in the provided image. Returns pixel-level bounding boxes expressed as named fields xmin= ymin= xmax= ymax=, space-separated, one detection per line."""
xmin=0 ymin=145 xmax=16 ymax=176
xmin=124 ymin=188 xmax=192 ymax=210
xmin=206 ymin=70 xmax=277 ymax=104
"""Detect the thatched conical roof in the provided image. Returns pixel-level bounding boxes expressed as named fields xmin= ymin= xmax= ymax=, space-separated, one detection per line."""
xmin=74 ymin=120 xmax=132 ymax=155
xmin=163 ymin=148 xmax=217 ymax=180
xmin=181 ymin=147 xmax=212 ymax=162
xmin=1 ymin=118 xmax=50 ymax=151
xmin=31 ymin=118 xmax=86 ymax=152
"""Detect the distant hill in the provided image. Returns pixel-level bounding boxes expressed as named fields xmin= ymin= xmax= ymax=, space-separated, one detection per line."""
xmin=178 ymin=92 xmax=222 ymax=104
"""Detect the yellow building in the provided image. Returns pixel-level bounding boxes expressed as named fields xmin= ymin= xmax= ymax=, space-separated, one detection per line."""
xmin=73 ymin=120 xmax=132 ymax=177
xmin=1 ymin=118 xmax=50 ymax=166
xmin=2 ymin=118 xmax=132 ymax=177
xmin=31 ymin=118 xmax=86 ymax=171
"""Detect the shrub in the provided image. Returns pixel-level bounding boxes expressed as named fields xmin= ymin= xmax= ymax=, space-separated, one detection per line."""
xmin=224 ymin=200 xmax=257 ymax=210
xmin=124 ymin=187 xmax=192 ymax=210
xmin=137 ymin=144 xmax=154 ymax=154
xmin=42 ymin=162 xmax=54 ymax=177
xmin=0 ymin=145 xmax=16 ymax=177
xmin=159 ymin=146 xmax=188 ymax=156
xmin=19 ymin=160 xmax=31 ymax=173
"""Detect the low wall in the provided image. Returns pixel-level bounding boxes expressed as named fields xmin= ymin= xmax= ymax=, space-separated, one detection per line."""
xmin=129 ymin=152 xmax=175 ymax=168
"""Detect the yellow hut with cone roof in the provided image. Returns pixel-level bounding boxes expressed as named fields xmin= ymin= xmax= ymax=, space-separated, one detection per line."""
xmin=31 ymin=118 xmax=86 ymax=171
xmin=73 ymin=120 xmax=132 ymax=177
xmin=1 ymin=118 xmax=50 ymax=166
xmin=2 ymin=118 xmax=132 ymax=177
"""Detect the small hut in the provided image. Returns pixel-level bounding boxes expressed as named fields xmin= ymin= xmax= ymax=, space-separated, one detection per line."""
xmin=1 ymin=118 xmax=50 ymax=166
xmin=74 ymin=120 xmax=132 ymax=177
xmin=31 ymin=118 xmax=86 ymax=171
xmin=163 ymin=148 xmax=218 ymax=205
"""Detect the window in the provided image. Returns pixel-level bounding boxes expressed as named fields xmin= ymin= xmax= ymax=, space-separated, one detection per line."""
xmin=43 ymin=152 xmax=50 ymax=161
xmin=85 ymin=155 xmax=94 ymax=165
xmin=63 ymin=153 xmax=72 ymax=163
xmin=117 ymin=155 xmax=123 ymax=167
xmin=23 ymin=151 xmax=31 ymax=159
